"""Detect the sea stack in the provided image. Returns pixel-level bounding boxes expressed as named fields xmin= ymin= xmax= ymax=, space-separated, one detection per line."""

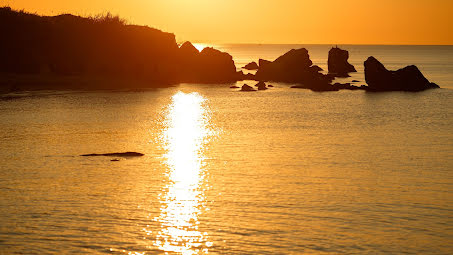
xmin=364 ymin=56 xmax=440 ymax=91
xmin=240 ymin=84 xmax=256 ymax=91
xmin=328 ymin=46 xmax=356 ymax=77
xmin=255 ymin=48 xmax=334 ymax=91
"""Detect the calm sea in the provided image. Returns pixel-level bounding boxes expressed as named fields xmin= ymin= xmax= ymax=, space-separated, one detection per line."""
xmin=0 ymin=45 xmax=452 ymax=254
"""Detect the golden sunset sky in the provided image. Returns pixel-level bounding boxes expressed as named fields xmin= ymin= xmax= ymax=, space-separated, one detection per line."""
xmin=3 ymin=0 xmax=453 ymax=45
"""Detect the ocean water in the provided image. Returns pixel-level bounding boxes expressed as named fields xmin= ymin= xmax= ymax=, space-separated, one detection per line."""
xmin=0 ymin=45 xmax=453 ymax=254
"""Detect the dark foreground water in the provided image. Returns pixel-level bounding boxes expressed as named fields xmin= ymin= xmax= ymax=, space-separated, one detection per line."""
xmin=0 ymin=45 xmax=452 ymax=254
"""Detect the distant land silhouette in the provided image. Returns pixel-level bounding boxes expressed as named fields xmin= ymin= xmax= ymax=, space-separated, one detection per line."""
xmin=0 ymin=7 xmax=440 ymax=93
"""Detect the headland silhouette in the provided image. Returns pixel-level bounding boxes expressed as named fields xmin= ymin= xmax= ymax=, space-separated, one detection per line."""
xmin=0 ymin=7 xmax=440 ymax=93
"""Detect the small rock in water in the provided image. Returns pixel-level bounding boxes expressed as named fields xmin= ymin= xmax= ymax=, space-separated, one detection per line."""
xmin=255 ymin=81 xmax=267 ymax=90
xmin=230 ymin=85 xmax=240 ymax=88
xmin=111 ymin=159 xmax=121 ymax=162
xmin=243 ymin=61 xmax=259 ymax=70
xmin=332 ymin=82 xmax=362 ymax=90
xmin=240 ymin=84 xmax=256 ymax=91
xmin=81 ymin=152 xmax=144 ymax=157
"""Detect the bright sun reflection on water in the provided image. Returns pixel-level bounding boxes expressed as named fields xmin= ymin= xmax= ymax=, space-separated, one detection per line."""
xmin=153 ymin=92 xmax=214 ymax=254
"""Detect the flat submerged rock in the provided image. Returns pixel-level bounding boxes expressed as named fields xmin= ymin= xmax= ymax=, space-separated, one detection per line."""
xmin=81 ymin=152 xmax=144 ymax=157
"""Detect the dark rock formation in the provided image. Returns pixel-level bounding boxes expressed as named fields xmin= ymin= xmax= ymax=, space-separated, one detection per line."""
xmin=230 ymin=85 xmax=240 ymax=88
xmin=256 ymin=48 xmax=334 ymax=91
xmin=240 ymin=84 xmax=256 ymax=91
xmin=0 ymin=7 xmax=241 ymax=89
xmin=179 ymin=41 xmax=199 ymax=57
xmin=328 ymin=47 xmax=356 ymax=77
xmin=364 ymin=56 xmax=440 ymax=91
xmin=243 ymin=73 xmax=256 ymax=80
xmin=258 ymin=59 xmax=272 ymax=65
xmin=256 ymin=81 xmax=267 ymax=90
xmin=81 ymin=152 xmax=144 ymax=157
xmin=311 ymin=65 xmax=323 ymax=72
xmin=0 ymin=7 xmax=179 ymax=82
xmin=177 ymin=42 xmax=238 ymax=83
xmin=243 ymin=61 xmax=259 ymax=70
xmin=198 ymin=47 xmax=238 ymax=82
xmin=332 ymin=83 xmax=362 ymax=90
xmin=268 ymin=84 xmax=274 ymax=87
xmin=255 ymin=81 xmax=264 ymax=87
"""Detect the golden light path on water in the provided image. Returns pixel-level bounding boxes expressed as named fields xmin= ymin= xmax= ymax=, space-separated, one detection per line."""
xmin=152 ymin=91 xmax=215 ymax=254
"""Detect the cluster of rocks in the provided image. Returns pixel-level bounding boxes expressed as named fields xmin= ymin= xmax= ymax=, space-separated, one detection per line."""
xmin=234 ymin=46 xmax=439 ymax=92
xmin=178 ymin=41 xmax=240 ymax=83
xmin=236 ymin=81 xmax=274 ymax=91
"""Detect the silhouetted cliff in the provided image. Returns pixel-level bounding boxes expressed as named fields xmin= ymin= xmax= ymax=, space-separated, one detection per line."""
xmin=0 ymin=7 xmax=239 ymax=90
xmin=328 ymin=47 xmax=356 ymax=77
xmin=364 ymin=56 xmax=439 ymax=91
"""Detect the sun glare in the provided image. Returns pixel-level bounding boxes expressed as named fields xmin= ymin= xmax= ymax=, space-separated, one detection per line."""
xmin=153 ymin=92 xmax=214 ymax=254
xmin=192 ymin=43 xmax=211 ymax=52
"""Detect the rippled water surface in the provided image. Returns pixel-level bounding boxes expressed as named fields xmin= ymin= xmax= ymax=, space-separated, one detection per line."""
xmin=1 ymin=45 xmax=453 ymax=254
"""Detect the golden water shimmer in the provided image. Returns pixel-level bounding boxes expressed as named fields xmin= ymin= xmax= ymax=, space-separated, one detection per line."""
xmin=0 ymin=74 xmax=452 ymax=253
xmin=153 ymin=92 xmax=215 ymax=254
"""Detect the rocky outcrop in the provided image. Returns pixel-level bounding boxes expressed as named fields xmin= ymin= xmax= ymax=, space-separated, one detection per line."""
xmin=255 ymin=48 xmax=334 ymax=91
xmin=177 ymin=42 xmax=238 ymax=83
xmin=243 ymin=73 xmax=256 ymax=80
xmin=240 ymin=84 xmax=256 ymax=91
xmin=243 ymin=61 xmax=259 ymax=70
xmin=179 ymin=41 xmax=199 ymax=56
xmin=364 ymin=56 xmax=440 ymax=91
xmin=332 ymin=83 xmax=362 ymax=90
xmin=311 ymin=65 xmax=323 ymax=72
xmin=328 ymin=47 xmax=356 ymax=77
xmin=81 ymin=152 xmax=144 ymax=157
xmin=255 ymin=81 xmax=267 ymax=90
xmin=258 ymin=59 xmax=272 ymax=69
xmin=0 ymin=7 xmax=242 ymax=89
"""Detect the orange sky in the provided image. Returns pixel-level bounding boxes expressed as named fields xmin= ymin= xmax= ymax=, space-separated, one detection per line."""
xmin=3 ymin=0 xmax=453 ymax=45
